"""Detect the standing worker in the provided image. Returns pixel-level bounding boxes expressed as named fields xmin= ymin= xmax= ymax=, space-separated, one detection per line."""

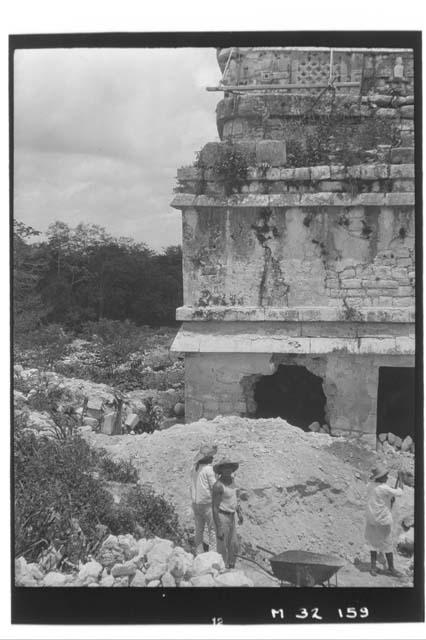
xmin=212 ymin=457 xmax=243 ymax=569
xmin=191 ymin=444 xmax=217 ymax=555
xmin=365 ymin=464 xmax=404 ymax=577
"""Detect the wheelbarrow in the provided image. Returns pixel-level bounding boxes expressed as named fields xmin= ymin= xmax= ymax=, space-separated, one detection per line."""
xmin=253 ymin=546 xmax=345 ymax=587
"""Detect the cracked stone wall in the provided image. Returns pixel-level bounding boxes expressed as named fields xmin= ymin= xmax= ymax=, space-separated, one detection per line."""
xmin=182 ymin=203 xmax=414 ymax=310
xmin=184 ymin=352 xmax=414 ymax=446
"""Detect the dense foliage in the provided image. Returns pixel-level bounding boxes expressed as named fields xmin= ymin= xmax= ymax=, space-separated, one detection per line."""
xmin=13 ymin=221 xmax=182 ymax=333
xmin=14 ymin=430 xmax=187 ymax=563
xmin=14 ymin=320 xmax=181 ymax=392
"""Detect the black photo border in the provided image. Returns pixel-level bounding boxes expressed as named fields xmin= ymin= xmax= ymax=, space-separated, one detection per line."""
xmin=9 ymin=30 xmax=424 ymax=625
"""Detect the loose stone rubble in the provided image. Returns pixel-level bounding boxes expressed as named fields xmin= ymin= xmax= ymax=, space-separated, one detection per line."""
xmin=85 ymin=414 xmax=414 ymax=586
xmin=14 ymin=365 xmax=185 ymax=436
xmin=15 ymin=536 xmax=254 ymax=588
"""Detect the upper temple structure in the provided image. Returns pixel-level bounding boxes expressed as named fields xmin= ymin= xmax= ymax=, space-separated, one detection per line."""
xmin=171 ymin=47 xmax=415 ymax=448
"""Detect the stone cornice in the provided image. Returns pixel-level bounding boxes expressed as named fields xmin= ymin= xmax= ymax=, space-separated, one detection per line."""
xmin=171 ymin=323 xmax=415 ymax=355
xmin=171 ymin=191 xmax=415 ymax=210
xmin=176 ymin=305 xmax=415 ymax=323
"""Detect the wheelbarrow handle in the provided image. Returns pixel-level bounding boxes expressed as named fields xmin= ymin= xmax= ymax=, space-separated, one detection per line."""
xmin=256 ymin=544 xmax=276 ymax=556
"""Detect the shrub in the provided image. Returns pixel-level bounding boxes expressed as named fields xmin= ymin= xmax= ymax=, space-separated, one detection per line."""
xmin=97 ymin=452 xmax=139 ymax=484
xmin=101 ymin=504 xmax=138 ymax=536
xmin=14 ymin=432 xmax=113 ymax=561
xmin=14 ymin=431 xmax=188 ymax=563
xmin=14 ymin=324 xmax=73 ymax=369
xmin=137 ymin=397 xmax=164 ymax=433
xmin=124 ymin=485 xmax=185 ymax=544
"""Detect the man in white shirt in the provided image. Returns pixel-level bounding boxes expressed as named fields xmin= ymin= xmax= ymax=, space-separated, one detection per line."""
xmin=191 ymin=444 xmax=217 ymax=555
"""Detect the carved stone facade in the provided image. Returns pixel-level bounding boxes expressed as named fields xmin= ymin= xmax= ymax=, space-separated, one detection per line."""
xmin=171 ymin=47 xmax=415 ymax=447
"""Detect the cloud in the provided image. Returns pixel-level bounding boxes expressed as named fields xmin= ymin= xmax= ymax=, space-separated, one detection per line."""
xmin=14 ymin=47 xmax=221 ymax=249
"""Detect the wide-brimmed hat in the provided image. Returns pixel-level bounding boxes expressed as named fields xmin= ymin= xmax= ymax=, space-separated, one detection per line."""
xmin=214 ymin=457 xmax=239 ymax=474
xmin=193 ymin=444 xmax=217 ymax=464
xmin=370 ymin=464 xmax=388 ymax=481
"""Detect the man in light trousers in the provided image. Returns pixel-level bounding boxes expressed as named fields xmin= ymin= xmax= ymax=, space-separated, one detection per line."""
xmin=190 ymin=444 xmax=217 ymax=555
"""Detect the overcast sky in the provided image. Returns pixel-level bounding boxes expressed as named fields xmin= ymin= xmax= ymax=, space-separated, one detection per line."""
xmin=14 ymin=48 xmax=220 ymax=250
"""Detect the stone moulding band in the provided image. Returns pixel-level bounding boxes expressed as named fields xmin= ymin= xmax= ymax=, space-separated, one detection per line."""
xmin=176 ymin=306 xmax=415 ymax=323
xmin=177 ymin=163 xmax=415 ymax=183
xmin=171 ymin=191 xmax=415 ymax=209
xmin=207 ymin=82 xmax=361 ymax=92
xmin=170 ymin=326 xmax=415 ymax=355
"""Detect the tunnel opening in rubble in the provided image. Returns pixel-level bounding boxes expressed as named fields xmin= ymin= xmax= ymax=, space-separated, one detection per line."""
xmin=253 ymin=364 xmax=326 ymax=430
xmin=377 ymin=366 xmax=415 ymax=440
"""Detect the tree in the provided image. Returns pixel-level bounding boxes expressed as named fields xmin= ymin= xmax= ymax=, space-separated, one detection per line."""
xmin=13 ymin=221 xmax=48 ymax=333
xmin=14 ymin=220 xmax=183 ymax=331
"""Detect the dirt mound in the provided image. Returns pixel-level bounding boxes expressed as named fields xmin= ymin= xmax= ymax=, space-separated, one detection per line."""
xmin=85 ymin=416 xmax=414 ymax=566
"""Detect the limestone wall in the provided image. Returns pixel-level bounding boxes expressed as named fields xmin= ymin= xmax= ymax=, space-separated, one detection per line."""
xmin=216 ymin=48 xmax=414 ymax=95
xmin=184 ymin=351 xmax=414 ymax=445
xmin=178 ymin=203 xmax=414 ymax=311
xmin=171 ymin=47 xmax=416 ymax=446
xmin=215 ymin=48 xmax=414 ymax=160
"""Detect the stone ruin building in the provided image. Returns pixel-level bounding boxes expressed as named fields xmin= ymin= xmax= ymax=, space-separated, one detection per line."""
xmin=171 ymin=47 xmax=415 ymax=448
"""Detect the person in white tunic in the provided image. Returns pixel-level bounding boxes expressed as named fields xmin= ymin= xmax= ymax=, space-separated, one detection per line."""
xmin=190 ymin=444 xmax=218 ymax=555
xmin=365 ymin=463 xmax=404 ymax=577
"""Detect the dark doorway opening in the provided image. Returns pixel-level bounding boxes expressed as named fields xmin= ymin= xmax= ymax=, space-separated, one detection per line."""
xmin=253 ymin=364 xmax=326 ymax=430
xmin=377 ymin=367 xmax=415 ymax=440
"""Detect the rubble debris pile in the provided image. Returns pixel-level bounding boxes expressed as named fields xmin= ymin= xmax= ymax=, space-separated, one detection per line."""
xmin=15 ymin=536 xmax=254 ymax=587
xmin=14 ymin=365 xmax=185 ymax=437
xmin=85 ymin=415 xmax=414 ymax=578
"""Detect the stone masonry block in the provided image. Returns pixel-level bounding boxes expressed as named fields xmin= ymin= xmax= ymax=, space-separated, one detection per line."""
xmin=319 ymin=181 xmax=344 ymax=192
xmin=310 ymin=166 xmax=331 ymax=181
xmin=342 ymin=279 xmax=362 ymax=288
xmin=265 ymin=167 xmax=281 ymax=180
xmin=301 ymin=323 xmax=357 ymax=338
xmin=389 ymin=164 xmax=415 ymax=178
xmin=397 ymin=286 xmax=414 ymax=296
xmin=394 ymin=336 xmax=415 ymax=353
xmin=199 ymin=142 xmax=228 ymax=167
xmin=394 ymin=95 xmax=414 ymax=106
xmin=392 ymin=267 xmax=410 ymax=279
xmin=360 ymin=164 xmax=389 ymax=180
xmin=326 ymin=279 xmax=339 ymax=288
xmin=246 ymin=167 xmax=259 ymax=180
xmin=369 ymin=94 xmax=393 ymax=107
xmin=391 ymin=147 xmax=415 ymax=164
xmin=375 ymin=108 xmax=398 ymax=118
xmin=346 ymin=165 xmax=362 ymax=179
xmin=400 ymin=132 xmax=415 ymax=146
xmin=400 ymin=105 xmax=414 ymax=119
xmin=330 ymin=165 xmax=346 ymax=179
xmin=392 ymin=179 xmax=415 ymax=192
xmin=234 ymin=140 xmax=256 ymax=157
xmin=344 ymin=297 xmax=363 ymax=306
xmin=341 ymin=289 xmax=363 ymax=297
xmin=395 ymin=297 xmax=414 ymax=307
xmin=375 ymin=280 xmax=398 ymax=288
xmin=359 ymin=338 xmax=396 ymax=354
xmin=293 ymin=167 xmax=310 ymax=180
xmin=340 ymin=268 xmax=356 ymax=279
xmin=177 ymin=166 xmax=202 ymax=181
xmin=397 ymin=258 xmax=412 ymax=267
xmin=280 ymin=168 xmax=295 ymax=180
xmin=256 ymin=140 xmax=287 ymax=167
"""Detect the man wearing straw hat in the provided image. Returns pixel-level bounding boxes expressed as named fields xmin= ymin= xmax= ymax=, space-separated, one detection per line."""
xmin=365 ymin=463 xmax=404 ymax=577
xmin=212 ymin=457 xmax=243 ymax=569
xmin=190 ymin=444 xmax=218 ymax=555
